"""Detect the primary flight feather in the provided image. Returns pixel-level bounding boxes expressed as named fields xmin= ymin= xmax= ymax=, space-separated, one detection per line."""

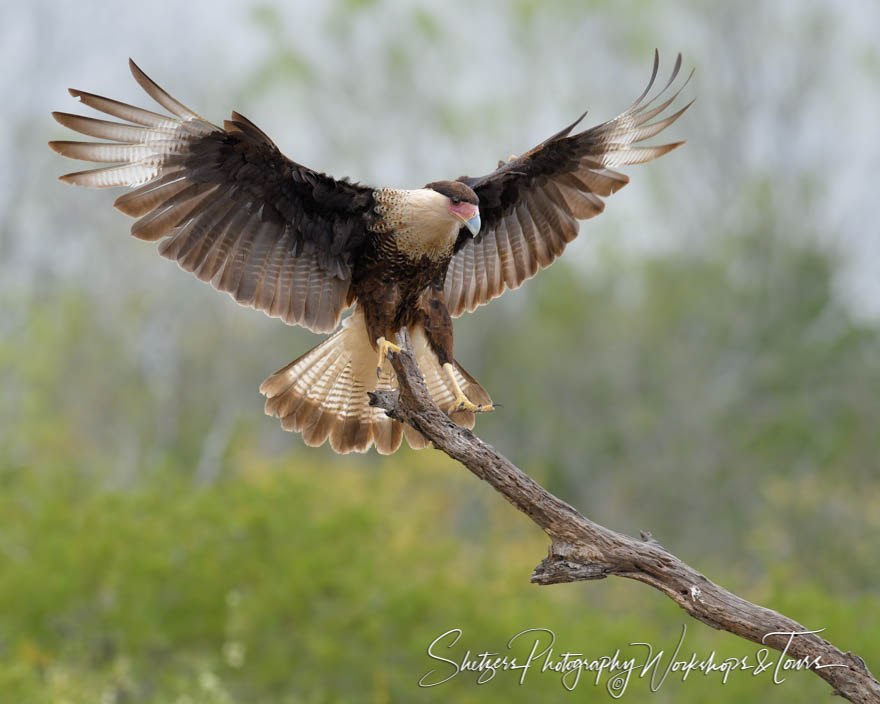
xmin=50 ymin=52 xmax=691 ymax=454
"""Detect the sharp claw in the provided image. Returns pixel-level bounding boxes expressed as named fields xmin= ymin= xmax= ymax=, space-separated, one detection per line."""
xmin=441 ymin=362 xmax=495 ymax=416
xmin=375 ymin=336 xmax=403 ymax=377
xmin=448 ymin=398 xmax=496 ymax=414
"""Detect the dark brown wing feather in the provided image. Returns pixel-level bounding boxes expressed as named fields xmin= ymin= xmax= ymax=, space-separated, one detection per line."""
xmin=50 ymin=60 xmax=376 ymax=333
xmin=445 ymin=51 xmax=693 ymax=317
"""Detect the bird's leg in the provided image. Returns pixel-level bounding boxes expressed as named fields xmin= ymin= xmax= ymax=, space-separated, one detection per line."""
xmin=443 ymin=363 xmax=494 ymax=414
xmin=376 ymin=336 xmax=403 ymax=377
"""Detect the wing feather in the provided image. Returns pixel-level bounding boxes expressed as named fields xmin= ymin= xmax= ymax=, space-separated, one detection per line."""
xmin=270 ymin=246 xmax=296 ymax=319
xmin=216 ymin=215 xmax=258 ymax=295
xmin=289 ymin=239 xmax=313 ymax=323
xmin=600 ymin=143 xmax=684 ymax=168
xmin=481 ymin=229 xmax=500 ymax=304
xmin=514 ymin=204 xmax=540 ymax=279
xmin=52 ymin=112 xmax=175 ymax=142
xmin=256 ymin=232 xmax=287 ymax=313
xmin=130 ymin=183 xmax=219 ymax=241
xmin=49 ymin=141 xmax=161 ymax=163
xmin=504 ymin=211 xmax=530 ymax=283
xmin=113 ymin=172 xmax=188 ymax=216
xmin=195 ymin=207 xmax=252 ymax=283
xmin=234 ymin=220 xmax=275 ymax=305
xmin=68 ymin=88 xmax=180 ymax=129
xmin=57 ymin=159 xmax=161 ymax=188
xmin=180 ymin=201 xmax=242 ymax=273
xmin=445 ymin=53 xmax=692 ymax=316
xmin=568 ymin=163 xmax=629 ymax=197
xmin=128 ymin=59 xmax=204 ymax=121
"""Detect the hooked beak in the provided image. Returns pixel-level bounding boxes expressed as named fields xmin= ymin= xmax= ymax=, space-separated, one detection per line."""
xmin=451 ymin=202 xmax=481 ymax=236
xmin=464 ymin=212 xmax=481 ymax=236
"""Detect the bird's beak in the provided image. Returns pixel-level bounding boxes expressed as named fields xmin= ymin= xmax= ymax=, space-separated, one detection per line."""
xmin=451 ymin=202 xmax=481 ymax=236
xmin=464 ymin=212 xmax=481 ymax=236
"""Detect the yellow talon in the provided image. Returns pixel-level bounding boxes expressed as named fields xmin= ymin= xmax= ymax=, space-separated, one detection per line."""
xmin=376 ymin=336 xmax=403 ymax=377
xmin=449 ymin=394 xmax=495 ymax=414
xmin=443 ymin=362 xmax=495 ymax=414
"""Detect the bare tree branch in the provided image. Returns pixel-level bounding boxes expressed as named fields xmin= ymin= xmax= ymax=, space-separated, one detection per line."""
xmin=368 ymin=329 xmax=880 ymax=704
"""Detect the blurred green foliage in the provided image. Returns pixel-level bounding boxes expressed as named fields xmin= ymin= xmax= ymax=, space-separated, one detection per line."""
xmin=0 ymin=444 xmax=876 ymax=703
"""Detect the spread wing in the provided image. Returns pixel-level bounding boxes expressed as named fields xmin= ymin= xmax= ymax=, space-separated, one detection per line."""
xmin=444 ymin=51 xmax=693 ymax=317
xmin=50 ymin=60 xmax=376 ymax=333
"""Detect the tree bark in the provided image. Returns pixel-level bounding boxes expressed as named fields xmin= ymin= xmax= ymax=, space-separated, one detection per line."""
xmin=368 ymin=329 xmax=880 ymax=704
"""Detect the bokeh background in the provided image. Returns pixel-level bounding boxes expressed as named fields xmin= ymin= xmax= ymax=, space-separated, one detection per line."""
xmin=2 ymin=0 xmax=879 ymax=701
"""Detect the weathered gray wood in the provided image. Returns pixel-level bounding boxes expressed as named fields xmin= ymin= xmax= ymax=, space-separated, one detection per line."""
xmin=367 ymin=329 xmax=880 ymax=704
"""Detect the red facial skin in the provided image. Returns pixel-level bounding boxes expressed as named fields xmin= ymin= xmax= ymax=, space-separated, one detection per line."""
xmin=449 ymin=201 xmax=479 ymax=223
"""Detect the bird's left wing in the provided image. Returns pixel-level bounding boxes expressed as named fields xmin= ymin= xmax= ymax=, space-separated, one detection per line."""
xmin=444 ymin=52 xmax=692 ymax=317
xmin=51 ymin=60 xmax=377 ymax=333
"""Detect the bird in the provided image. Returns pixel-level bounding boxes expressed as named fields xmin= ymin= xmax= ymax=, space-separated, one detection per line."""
xmin=50 ymin=52 xmax=692 ymax=454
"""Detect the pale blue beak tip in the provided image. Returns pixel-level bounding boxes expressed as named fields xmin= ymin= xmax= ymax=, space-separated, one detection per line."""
xmin=465 ymin=214 xmax=481 ymax=236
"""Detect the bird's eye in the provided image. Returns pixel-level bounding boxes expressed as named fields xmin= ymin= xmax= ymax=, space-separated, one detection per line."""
xmin=451 ymin=197 xmax=461 ymax=204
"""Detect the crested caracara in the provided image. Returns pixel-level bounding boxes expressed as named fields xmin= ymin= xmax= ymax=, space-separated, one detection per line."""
xmin=50 ymin=52 xmax=692 ymax=454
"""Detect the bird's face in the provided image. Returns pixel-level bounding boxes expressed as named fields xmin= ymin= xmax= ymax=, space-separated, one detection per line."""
xmin=449 ymin=199 xmax=481 ymax=236
xmin=425 ymin=181 xmax=481 ymax=236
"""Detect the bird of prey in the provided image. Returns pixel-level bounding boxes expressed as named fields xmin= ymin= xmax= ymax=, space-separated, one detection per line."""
xmin=50 ymin=52 xmax=691 ymax=454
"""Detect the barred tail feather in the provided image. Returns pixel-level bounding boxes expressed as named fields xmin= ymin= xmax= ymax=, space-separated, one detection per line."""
xmin=411 ymin=325 xmax=491 ymax=425
xmin=260 ymin=308 xmax=403 ymax=454
xmin=260 ymin=307 xmax=491 ymax=453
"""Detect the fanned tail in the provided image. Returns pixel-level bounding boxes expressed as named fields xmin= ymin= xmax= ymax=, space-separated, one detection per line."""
xmin=260 ymin=308 xmax=402 ymax=454
xmin=260 ymin=307 xmax=491 ymax=453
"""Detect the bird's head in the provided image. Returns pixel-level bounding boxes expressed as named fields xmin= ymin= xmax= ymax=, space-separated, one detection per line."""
xmin=425 ymin=181 xmax=481 ymax=236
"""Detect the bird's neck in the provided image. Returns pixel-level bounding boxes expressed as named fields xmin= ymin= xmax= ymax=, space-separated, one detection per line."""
xmin=372 ymin=188 xmax=459 ymax=262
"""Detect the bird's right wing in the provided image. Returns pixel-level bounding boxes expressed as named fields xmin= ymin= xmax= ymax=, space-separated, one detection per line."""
xmin=51 ymin=60 xmax=377 ymax=333
xmin=444 ymin=52 xmax=692 ymax=317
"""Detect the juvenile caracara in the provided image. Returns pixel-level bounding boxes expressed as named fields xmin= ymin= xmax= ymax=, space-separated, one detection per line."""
xmin=50 ymin=52 xmax=692 ymax=454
